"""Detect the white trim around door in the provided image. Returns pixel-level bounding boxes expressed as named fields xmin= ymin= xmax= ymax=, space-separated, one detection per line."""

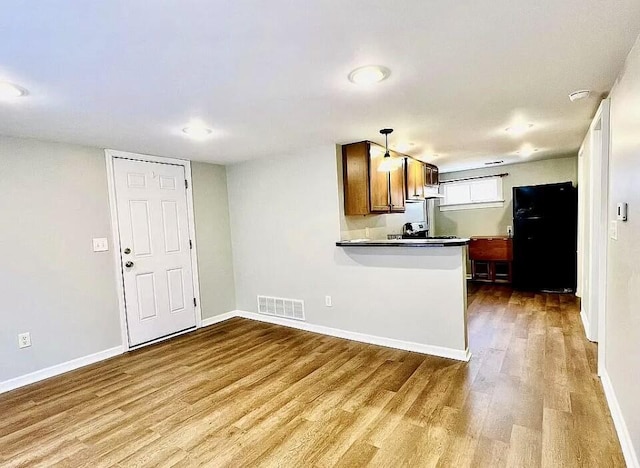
xmin=593 ymin=99 xmax=610 ymax=376
xmin=105 ymin=149 xmax=203 ymax=352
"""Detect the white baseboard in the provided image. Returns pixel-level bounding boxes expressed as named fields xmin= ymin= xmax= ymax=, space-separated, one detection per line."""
xmin=235 ymin=310 xmax=471 ymax=362
xmin=601 ymin=369 xmax=639 ymax=468
xmin=580 ymin=309 xmax=593 ymax=341
xmin=0 ymin=346 xmax=123 ymax=395
xmin=200 ymin=311 xmax=238 ymax=328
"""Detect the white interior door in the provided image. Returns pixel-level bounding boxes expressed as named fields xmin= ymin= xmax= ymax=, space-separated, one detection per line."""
xmin=113 ymin=158 xmax=196 ymax=346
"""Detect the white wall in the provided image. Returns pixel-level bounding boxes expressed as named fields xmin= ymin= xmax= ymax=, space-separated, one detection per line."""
xmin=191 ymin=162 xmax=236 ymax=319
xmin=604 ymin=34 xmax=640 ymax=467
xmin=0 ymin=136 xmax=122 ymax=382
xmin=0 ymin=137 xmax=236 ymax=385
xmin=435 ymin=156 xmax=578 ymax=237
xmin=226 ymin=145 xmax=468 ymax=354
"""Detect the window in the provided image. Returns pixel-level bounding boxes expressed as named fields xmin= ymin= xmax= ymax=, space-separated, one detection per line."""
xmin=439 ymin=176 xmax=504 ymax=211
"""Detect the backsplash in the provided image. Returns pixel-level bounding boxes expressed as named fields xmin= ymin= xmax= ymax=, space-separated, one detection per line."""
xmin=340 ymin=201 xmax=427 ymax=240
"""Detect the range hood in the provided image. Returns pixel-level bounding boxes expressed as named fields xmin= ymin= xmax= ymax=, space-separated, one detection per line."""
xmin=424 ymin=186 xmax=444 ymax=199
xmin=405 ymin=188 xmax=444 ymax=202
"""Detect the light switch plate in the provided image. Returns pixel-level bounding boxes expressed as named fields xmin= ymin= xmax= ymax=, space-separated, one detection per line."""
xmin=610 ymin=220 xmax=618 ymax=240
xmin=93 ymin=237 xmax=109 ymax=252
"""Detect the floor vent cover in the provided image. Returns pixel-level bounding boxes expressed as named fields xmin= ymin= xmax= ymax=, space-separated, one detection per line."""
xmin=257 ymin=295 xmax=305 ymax=321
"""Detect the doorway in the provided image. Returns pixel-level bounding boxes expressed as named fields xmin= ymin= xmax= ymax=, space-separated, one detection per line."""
xmin=106 ymin=150 xmax=202 ymax=349
xmin=577 ymin=99 xmax=610 ymax=373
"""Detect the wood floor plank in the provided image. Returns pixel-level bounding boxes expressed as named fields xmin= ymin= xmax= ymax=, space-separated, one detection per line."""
xmin=0 ymin=286 xmax=625 ymax=467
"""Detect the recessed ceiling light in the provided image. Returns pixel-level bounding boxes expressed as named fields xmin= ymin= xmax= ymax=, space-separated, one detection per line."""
xmin=505 ymin=123 xmax=534 ymax=137
xmin=569 ymin=90 xmax=591 ymax=102
xmin=348 ymin=65 xmax=391 ymax=85
xmin=0 ymin=81 xmax=27 ymax=99
xmin=182 ymin=121 xmax=213 ymax=140
xmin=517 ymin=145 xmax=538 ymax=157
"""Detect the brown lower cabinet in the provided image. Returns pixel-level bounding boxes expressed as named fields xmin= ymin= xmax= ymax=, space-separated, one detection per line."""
xmin=469 ymin=236 xmax=513 ymax=284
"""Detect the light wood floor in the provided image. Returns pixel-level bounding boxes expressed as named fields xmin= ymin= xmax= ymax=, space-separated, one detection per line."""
xmin=0 ymin=285 xmax=624 ymax=467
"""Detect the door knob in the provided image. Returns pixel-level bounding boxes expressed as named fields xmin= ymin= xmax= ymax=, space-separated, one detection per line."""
xmin=123 ymin=247 xmax=131 ymax=254
xmin=125 ymin=261 xmax=134 ymax=268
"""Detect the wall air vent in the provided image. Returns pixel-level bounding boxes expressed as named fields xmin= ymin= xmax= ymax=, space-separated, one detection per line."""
xmin=257 ymin=295 xmax=305 ymax=321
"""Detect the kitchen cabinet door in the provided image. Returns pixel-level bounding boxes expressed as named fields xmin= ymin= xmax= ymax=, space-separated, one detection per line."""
xmin=369 ymin=149 xmax=391 ymax=212
xmin=425 ymin=164 xmax=439 ymax=186
xmin=406 ymin=158 xmax=424 ymax=200
xmin=424 ymin=166 xmax=433 ymax=186
xmin=342 ymin=142 xmax=370 ymax=215
xmin=389 ymin=157 xmax=406 ymax=212
xmin=431 ymin=166 xmax=439 ymax=185
xmin=416 ymin=159 xmax=426 ymax=196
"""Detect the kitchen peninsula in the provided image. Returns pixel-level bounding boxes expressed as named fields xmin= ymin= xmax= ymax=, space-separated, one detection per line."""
xmin=334 ymin=239 xmax=470 ymax=361
xmin=334 ymin=137 xmax=471 ymax=361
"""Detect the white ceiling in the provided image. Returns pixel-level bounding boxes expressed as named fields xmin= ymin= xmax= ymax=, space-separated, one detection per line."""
xmin=1 ymin=1 xmax=639 ymax=172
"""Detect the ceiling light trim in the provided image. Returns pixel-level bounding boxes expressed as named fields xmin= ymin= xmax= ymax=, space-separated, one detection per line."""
xmin=569 ymin=90 xmax=591 ymax=102
xmin=348 ymin=65 xmax=391 ymax=85
xmin=517 ymin=145 xmax=538 ymax=157
xmin=0 ymin=81 xmax=28 ymax=99
xmin=505 ymin=123 xmax=534 ymax=137
xmin=181 ymin=119 xmax=215 ymax=140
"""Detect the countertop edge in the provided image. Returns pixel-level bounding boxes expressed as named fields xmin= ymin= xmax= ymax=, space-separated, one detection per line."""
xmin=335 ymin=240 xmax=470 ymax=248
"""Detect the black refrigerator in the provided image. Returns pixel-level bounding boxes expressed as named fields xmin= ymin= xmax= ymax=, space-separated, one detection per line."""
xmin=512 ymin=182 xmax=578 ymax=292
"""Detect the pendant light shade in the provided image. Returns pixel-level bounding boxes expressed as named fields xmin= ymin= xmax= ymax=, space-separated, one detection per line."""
xmin=377 ymin=128 xmax=397 ymax=173
xmin=377 ymin=152 xmax=396 ymax=172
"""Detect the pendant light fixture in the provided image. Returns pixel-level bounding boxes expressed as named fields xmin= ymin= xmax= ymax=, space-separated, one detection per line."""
xmin=377 ymin=128 xmax=396 ymax=173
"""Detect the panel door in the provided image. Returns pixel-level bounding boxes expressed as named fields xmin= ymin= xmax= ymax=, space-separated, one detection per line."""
xmin=113 ymin=158 xmax=196 ymax=346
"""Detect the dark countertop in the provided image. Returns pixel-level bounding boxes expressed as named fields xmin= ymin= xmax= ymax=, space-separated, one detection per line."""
xmin=336 ymin=238 xmax=470 ymax=248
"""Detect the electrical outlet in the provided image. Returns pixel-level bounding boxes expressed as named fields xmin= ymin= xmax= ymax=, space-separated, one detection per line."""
xmin=610 ymin=220 xmax=618 ymax=240
xmin=325 ymin=296 xmax=332 ymax=307
xmin=18 ymin=332 xmax=31 ymax=349
xmin=364 ymin=227 xmax=370 ymax=239
xmin=507 ymin=225 xmax=513 ymax=237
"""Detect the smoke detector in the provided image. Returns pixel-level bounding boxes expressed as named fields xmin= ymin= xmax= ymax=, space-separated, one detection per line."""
xmin=569 ymin=90 xmax=591 ymax=102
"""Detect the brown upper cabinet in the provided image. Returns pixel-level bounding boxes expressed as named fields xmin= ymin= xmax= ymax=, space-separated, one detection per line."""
xmin=425 ymin=164 xmax=439 ymax=186
xmin=406 ymin=158 xmax=439 ymax=200
xmin=342 ymin=141 xmax=406 ymax=215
